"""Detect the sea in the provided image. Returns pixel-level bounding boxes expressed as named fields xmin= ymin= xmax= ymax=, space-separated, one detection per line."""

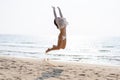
xmin=0 ymin=34 xmax=120 ymax=66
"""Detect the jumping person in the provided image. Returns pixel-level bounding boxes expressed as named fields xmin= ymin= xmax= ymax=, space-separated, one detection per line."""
xmin=46 ymin=6 xmax=68 ymax=53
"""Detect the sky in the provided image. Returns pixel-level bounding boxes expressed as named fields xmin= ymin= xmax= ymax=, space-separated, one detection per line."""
xmin=0 ymin=0 xmax=120 ymax=37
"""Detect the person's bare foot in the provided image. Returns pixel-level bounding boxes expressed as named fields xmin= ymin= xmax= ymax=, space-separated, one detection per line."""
xmin=46 ymin=48 xmax=51 ymax=53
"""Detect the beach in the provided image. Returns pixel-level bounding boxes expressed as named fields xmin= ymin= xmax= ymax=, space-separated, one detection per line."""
xmin=0 ymin=56 xmax=120 ymax=80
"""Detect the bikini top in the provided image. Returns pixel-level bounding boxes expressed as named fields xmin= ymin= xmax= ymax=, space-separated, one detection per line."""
xmin=55 ymin=17 xmax=68 ymax=29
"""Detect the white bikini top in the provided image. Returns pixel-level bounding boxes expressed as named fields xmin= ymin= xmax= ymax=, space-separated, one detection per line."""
xmin=55 ymin=17 xmax=68 ymax=29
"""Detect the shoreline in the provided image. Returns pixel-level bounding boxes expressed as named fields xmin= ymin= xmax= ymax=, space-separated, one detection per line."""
xmin=0 ymin=55 xmax=120 ymax=80
xmin=1 ymin=54 xmax=120 ymax=67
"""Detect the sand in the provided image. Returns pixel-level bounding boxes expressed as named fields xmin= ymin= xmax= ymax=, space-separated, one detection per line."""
xmin=0 ymin=56 xmax=120 ymax=80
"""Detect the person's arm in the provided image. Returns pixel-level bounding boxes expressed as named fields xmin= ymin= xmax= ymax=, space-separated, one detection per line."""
xmin=52 ymin=6 xmax=57 ymax=18
xmin=57 ymin=7 xmax=63 ymax=18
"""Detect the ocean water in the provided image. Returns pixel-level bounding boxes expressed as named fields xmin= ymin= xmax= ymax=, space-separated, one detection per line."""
xmin=0 ymin=34 xmax=120 ymax=66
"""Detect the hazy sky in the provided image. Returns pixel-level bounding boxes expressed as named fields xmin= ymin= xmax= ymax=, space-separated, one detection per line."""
xmin=0 ymin=0 xmax=120 ymax=37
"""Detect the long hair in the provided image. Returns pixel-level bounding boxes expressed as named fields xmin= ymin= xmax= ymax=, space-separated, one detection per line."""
xmin=54 ymin=19 xmax=59 ymax=29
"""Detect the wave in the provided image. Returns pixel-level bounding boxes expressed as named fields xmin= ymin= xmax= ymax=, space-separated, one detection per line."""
xmin=0 ymin=50 xmax=40 ymax=54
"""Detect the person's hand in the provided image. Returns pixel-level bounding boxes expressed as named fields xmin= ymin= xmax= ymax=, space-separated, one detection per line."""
xmin=57 ymin=6 xmax=60 ymax=9
xmin=52 ymin=6 xmax=55 ymax=9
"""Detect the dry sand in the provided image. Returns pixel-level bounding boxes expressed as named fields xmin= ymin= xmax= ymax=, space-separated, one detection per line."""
xmin=0 ymin=55 xmax=120 ymax=80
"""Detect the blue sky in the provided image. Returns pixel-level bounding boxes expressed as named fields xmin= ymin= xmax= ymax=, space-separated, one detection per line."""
xmin=0 ymin=0 xmax=120 ymax=37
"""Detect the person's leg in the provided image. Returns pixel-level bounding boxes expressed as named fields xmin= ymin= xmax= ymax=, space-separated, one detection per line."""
xmin=46 ymin=45 xmax=60 ymax=53
xmin=61 ymin=39 xmax=66 ymax=49
xmin=57 ymin=33 xmax=63 ymax=48
xmin=45 ymin=39 xmax=66 ymax=53
xmin=50 ymin=29 xmax=66 ymax=49
xmin=57 ymin=7 xmax=63 ymax=18
xmin=46 ymin=33 xmax=63 ymax=53
xmin=51 ymin=38 xmax=66 ymax=49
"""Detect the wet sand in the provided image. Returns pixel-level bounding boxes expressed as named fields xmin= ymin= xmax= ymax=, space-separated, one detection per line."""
xmin=0 ymin=55 xmax=120 ymax=80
